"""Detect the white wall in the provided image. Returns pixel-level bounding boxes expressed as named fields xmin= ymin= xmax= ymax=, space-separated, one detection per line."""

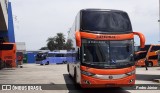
xmin=16 ymin=42 xmax=26 ymax=52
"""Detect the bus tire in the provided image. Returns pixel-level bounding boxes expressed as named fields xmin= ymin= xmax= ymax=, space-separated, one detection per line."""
xmin=45 ymin=61 xmax=49 ymax=65
xmin=74 ymin=68 xmax=77 ymax=84
xmin=40 ymin=64 xmax=43 ymax=65
xmin=64 ymin=61 xmax=67 ymax=64
xmin=63 ymin=61 xmax=67 ymax=64
xmin=67 ymin=64 xmax=69 ymax=72
xmin=74 ymin=68 xmax=81 ymax=89
xmin=148 ymin=62 xmax=153 ymax=67
xmin=67 ymin=64 xmax=72 ymax=77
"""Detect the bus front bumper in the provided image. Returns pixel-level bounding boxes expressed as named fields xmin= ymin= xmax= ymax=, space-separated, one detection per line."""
xmin=80 ymin=74 xmax=135 ymax=88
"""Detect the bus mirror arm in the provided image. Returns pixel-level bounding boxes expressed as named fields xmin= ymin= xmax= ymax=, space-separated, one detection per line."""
xmin=75 ymin=31 xmax=81 ymax=47
xmin=133 ymin=32 xmax=145 ymax=48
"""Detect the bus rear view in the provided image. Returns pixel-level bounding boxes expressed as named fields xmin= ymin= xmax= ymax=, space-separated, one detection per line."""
xmin=67 ymin=9 xmax=145 ymax=88
xmin=0 ymin=43 xmax=16 ymax=68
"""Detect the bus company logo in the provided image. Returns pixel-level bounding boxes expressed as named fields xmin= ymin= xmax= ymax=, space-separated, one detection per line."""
xmin=2 ymin=85 xmax=11 ymax=90
xmin=108 ymin=76 xmax=113 ymax=79
xmin=96 ymin=35 xmax=116 ymax=39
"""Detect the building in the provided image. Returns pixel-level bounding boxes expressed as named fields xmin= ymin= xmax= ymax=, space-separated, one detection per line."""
xmin=0 ymin=0 xmax=15 ymax=43
xmin=16 ymin=42 xmax=26 ymax=53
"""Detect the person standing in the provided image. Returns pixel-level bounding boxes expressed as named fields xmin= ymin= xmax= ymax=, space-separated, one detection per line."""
xmin=144 ymin=58 xmax=148 ymax=70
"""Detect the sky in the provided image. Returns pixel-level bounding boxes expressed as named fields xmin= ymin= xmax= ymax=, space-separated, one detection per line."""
xmin=10 ymin=0 xmax=159 ymax=50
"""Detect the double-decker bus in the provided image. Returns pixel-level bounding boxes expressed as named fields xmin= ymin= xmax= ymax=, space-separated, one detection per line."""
xmin=135 ymin=45 xmax=160 ymax=67
xmin=67 ymin=9 xmax=145 ymax=88
xmin=0 ymin=43 xmax=16 ymax=68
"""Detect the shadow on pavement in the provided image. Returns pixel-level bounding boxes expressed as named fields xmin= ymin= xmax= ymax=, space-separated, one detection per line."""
xmin=63 ymin=74 xmax=131 ymax=93
xmin=136 ymin=74 xmax=160 ymax=81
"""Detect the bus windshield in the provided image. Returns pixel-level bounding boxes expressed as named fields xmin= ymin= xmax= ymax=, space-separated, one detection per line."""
xmin=81 ymin=10 xmax=132 ymax=32
xmin=0 ymin=44 xmax=13 ymax=50
xmin=82 ymin=39 xmax=134 ymax=68
xmin=36 ymin=53 xmax=47 ymax=61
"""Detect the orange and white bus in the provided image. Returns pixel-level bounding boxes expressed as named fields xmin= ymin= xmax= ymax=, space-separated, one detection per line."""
xmin=0 ymin=42 xmax=16 ymax=68
xmin=67 ymin=9 xmax=145 ymax=88
xmin=135 ymin=45 xmax=160 ymax=67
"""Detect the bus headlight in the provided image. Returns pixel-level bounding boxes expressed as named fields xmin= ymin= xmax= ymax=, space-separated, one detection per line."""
xmin=81 ymin=70 xmax=95 ymax=76
xmin=125 ymin=70 xmax=135 ymax=76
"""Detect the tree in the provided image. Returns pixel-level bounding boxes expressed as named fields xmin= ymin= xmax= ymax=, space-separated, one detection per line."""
xmin=46 ymin=33 xmax=66 ymax=51
xmin=47 ymin=37 xmax=56 ymax=51
xmin=55 ymin=33 xmax=65 ymax=50
xmin=40 ymin=47 xmax=48 ymax=50
xmin=65 ymin=39 xmax=73 ymax=50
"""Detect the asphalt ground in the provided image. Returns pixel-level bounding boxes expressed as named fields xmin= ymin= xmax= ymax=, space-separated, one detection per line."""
xmin=0 ymin=64 xmax=159 ymax=93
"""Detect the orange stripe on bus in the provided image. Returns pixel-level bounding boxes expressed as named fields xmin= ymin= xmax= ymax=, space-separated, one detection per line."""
xmin=80 ymin=32 xmax=134 ymax=40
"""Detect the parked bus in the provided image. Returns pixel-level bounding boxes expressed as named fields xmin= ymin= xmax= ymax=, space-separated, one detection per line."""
xmin=0 ymin=43 xmax=16 ymax=68
xmin=40 ymin=51 xmax=68 ymax=65
xmin=135 ymin=45 xmax=160 ymax=67
xmin=67 ymin=9 xmax=145 ymax=88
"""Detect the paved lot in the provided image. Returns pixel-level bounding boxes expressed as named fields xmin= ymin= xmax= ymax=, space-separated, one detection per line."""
xmin=0 ymin=64 xmax=160 ymax=93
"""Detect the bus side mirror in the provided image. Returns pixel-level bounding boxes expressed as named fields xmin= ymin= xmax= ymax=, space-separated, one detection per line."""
xmin=133 ymin=32 xmax=145 ymax=48
xmin=75 ymin=31 xmax=81 ymax=47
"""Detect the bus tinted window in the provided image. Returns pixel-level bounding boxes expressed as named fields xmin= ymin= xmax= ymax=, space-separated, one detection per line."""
xmin=137 ymin=52 xmax=147 ymax=59
xmin=48 ymin=53 xmax=55 ymax=57
xmin=140 ymin=45 xmax=150 ymax=51
xmin=151 ymin=46 xmax=160 ymax=52
xmin=148 ymin=55 xmax=158 ymax=60
xmin=0 ymin=44 xmax=13 ymax=50
xmin=81 ymin=10 xmax=132 ymax=32
xmin=55 ymin=54 xmax=65 ymax=57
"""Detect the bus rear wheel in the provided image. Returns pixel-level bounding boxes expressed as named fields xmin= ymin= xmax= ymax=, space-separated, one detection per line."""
xmin=63 ymin=61 xmax=67 ymax=64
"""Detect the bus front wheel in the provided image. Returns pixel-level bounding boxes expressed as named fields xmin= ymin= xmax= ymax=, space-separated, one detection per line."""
xmin=45 ymin=61 xmax=49 ymax=65
xmin=67 ymin=64 xmax=69 ymax=72
xmin=74 ymin=68 xmax=81 ymax=89
xmin=74 ymin=68 xmax=77 ymax=84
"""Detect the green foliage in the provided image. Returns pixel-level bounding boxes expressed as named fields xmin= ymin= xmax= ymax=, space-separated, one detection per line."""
xmin=40 ymin=47 xmax=48 ymax=50
xmin=44 ymin=33 xmax=73 ymax=51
